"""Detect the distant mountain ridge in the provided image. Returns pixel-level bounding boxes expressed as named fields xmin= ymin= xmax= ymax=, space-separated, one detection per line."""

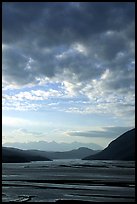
xmin=3 ymin=141 xmax=103 ymax=151
xmin=83 ymin=128 xmax=135 ymax=161
xmin=26 ymin=147 xmax=100 ymax=160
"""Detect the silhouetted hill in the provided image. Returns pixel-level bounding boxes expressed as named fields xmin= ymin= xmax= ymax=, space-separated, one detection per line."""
xmin=83 ymin=128 xmax=135 ymax=161
xmin=2 ymin=147 xmax=52 ymax=163
xmin=26 ymin=147 xmax=100 ymax=160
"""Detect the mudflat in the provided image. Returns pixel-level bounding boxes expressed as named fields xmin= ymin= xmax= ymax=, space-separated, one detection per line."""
xmin=2 ymin=159 xmax=135 ymax=202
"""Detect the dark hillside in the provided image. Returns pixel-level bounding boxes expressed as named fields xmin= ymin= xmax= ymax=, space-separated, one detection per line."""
xmin=83 ymin=129 xmax=135 ymax=161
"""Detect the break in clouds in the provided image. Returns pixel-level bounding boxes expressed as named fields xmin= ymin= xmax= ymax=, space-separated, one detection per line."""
xmin=2 ymin=2 xmax=135 ymax=121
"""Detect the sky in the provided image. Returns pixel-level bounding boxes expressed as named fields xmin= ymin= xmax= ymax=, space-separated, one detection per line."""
xmin=2 ymin=2 xmax=135 ymax=148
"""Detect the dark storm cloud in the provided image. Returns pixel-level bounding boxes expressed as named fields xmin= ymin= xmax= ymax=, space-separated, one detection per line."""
xmin=2 ymin=2 xmax=135 ymax=88
xmin=3 ymin=2 xmax=134 ymax=45
xmin=2 ymin=47 xmax=36 ymax=85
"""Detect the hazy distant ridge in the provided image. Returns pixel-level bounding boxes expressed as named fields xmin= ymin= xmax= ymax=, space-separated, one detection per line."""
xmin=3 ymin=141 xmax=102 ymax=151
xmin=26 ymin=147 xmax=100 ymax=160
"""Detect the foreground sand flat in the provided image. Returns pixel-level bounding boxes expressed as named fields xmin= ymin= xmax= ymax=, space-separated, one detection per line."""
xmin=2 ymin=159 xmax=135 ymax=202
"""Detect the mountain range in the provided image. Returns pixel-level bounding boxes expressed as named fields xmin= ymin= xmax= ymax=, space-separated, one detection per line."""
xmin=3 ymin=129 xmax=135 ymax=162
xmin=83 ymin=128 xmax=135 ymax=161
xmin=26 ymin=147 xmax=100 ymax=160
xmin=3 ymin=141 xmax=102 ymax=151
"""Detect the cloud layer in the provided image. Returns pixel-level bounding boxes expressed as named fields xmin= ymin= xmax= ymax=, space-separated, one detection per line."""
xmin=2 ymin=2 xmax=135 ymax=122
xmin=66 ymin=126 xmax=134 ymax=138
xmin=3 ymin=2 xmax=135 ymax=85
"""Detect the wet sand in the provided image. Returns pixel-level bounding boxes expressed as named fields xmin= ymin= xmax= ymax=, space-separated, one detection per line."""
xmin=2 ymin=159 xmax=135 ymax=202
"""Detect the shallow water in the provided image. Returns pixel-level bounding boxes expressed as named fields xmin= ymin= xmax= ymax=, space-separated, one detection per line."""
xmin=2 ymin=159 xmax=135 ymax=202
